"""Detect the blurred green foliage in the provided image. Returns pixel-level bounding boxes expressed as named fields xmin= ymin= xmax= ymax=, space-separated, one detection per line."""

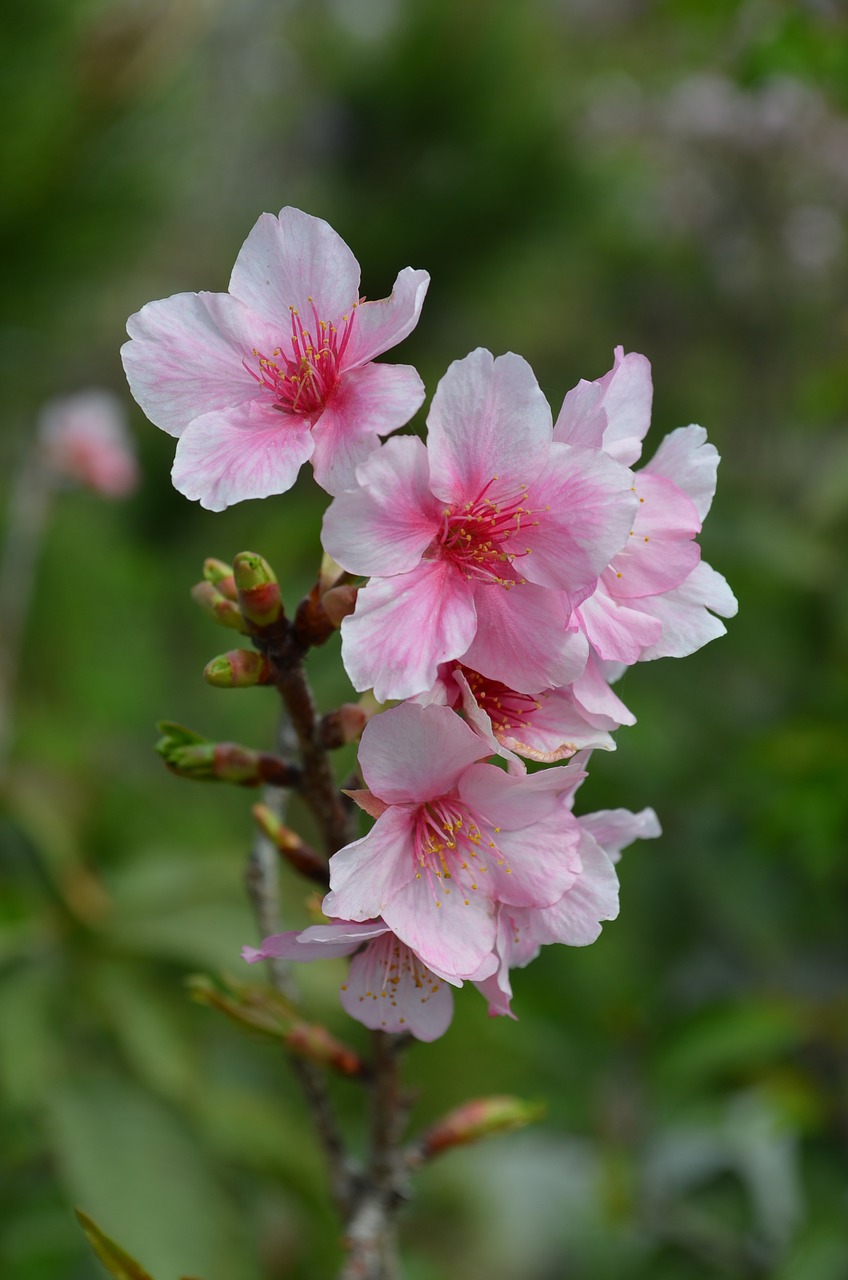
xmin=2 ymin=0 xmax=848 ymax=1277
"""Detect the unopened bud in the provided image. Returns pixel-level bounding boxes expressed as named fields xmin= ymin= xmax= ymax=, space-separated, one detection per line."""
xmin=204 ymin=649 xmax=274 ymax=688
xmin=252 ymin=805 xmax=329 ymax=884
xmin=233 ymin=551 xmax=283 ymax=628
xmin=321 ymin=584 xmax=358 ymax=627
xmin=286 ymin=1021 xmax=365 ymax=1077
xmin=155 ymin=723 xmax=299 ymax=787
xmin=418 ymin=1096 xmax=545 ymax=1161
xmin=203 ymin=558 xmax=238 ymax=601
xmin=191 ymin=580 xmax=248 ymax=633
xmin=319 ymin=704 xmax=368 ymax=749
xmin=318 ymin=551 xmax=347 ymax=595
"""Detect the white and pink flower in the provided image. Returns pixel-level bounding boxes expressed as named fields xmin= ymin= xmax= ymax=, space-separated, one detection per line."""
xmin=121 ymin=207 xmax=429 ymax=509
xmin=39 ymin=389 xmax=139 ymax=498
xmin=244 ymin=920 xmax=454 ymax=1041
xmin=323 ymin=701 xmax=589 ymax=981
xmin=323 ymin=348 xmax=638 ymax=701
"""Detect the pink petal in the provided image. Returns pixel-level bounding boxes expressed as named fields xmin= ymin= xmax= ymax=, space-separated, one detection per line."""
xmin=577 ymin=585 xmax=663 ymax=664
xmin=523 ymin=443 xmax=638 ymax=594
xmin=644 ymin=425 xmax=719 ymax=520
xmin=605 ymin=472 xmax=701 ymax=600
xmin=497 ymin=686 xmax=616 ymax=760
xmin=358 ymin=702 xmax=485 ymax=805
xmin=578 ymin=807 xmax=661 ymax=863
xmin=571 ymin=653 xmax=636 ymax=729
xmin=426 ymin=349 xmax=553 ymax=506
xmin=459 ymin=582 xmax=586 ymax=694
xmin=596 ymin=346 xmax=653 ymax=466
xmin=342 ymin=267 xmax=430 ymax=368
xmin=451 ymin=668 xmax=526 ymax=775
xmin=486 ymin=808 xmax=584 ymax=910
xmin=340 ymin=934 xmax=454 ymax=1040
xmin=242 ymin=919 xmax=390 ymax=964
xmin=322 ymin=435 xmax=442 ymax=577
xmin=228 ymin=207 xmax=361 ymax=328
xmin=122 ymin=291 xmax=277 ymax=437
xmin=530 ymin=829 xmax=620 ymax=946
xmin=310 ymin=362 xmax=426 ymax=495
xmin=171 ymin=400 xmax=314 ymax=510
xmin=552 ymin=378 xmax=607 ymax=449
xmin=382 ymin=875 xmax=497 ymax=980
xmin=324 ymin=806 xmax=418 ymax=922
xmin=344 ymin=789 xmax=389 ymax=819
xmin=634 ymin=560 xmax=738 ymax=660
xmin=340 ymin=561 xmax=478 ymax=702
xmin=458 ymin=760 xmax=586 ymax=831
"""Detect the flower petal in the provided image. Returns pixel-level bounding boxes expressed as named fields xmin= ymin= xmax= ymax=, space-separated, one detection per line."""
xmin=596 ymin=346 xmax=653 ymax=466
xmin=459 ymin=582 xmax=586 ymax=694
xmin=325 ymin=807 xmax=417 ymax=922
xmin=552 ymin=378 xmax=607 ymax=449
xmin=486 ymin=809 xmax=584 ymax=909
xmin=577 ymin=585 xmax=663 ymax=664
xmin=341 ymin=561 xmax=478 ymax=702
xmin=382 ymin=875 xmax=497 ymax=980
xmin=578 ymin=807 xmax=661 ymax=863
xmin=644 ymin=425 xmax=718 ymax=520
xmin=242 ymin=919 xmax=390 ymax=964
xmin=122 ymin=291 xmax=277 ymax=437
xmin=522 ymin=443 xmax=638 ymax=594
xmin=171 ymin=400 xmax=314 ymax=510
xmin=343 ymin=267 xmax=430 ymax=368
xmin=427 ymin=349 xmax=553 ymax=506
xmin=340 ymin=934 xmax=454 ymax=1040
xmin=605 ymin=472 xmax=701 ymax=600
xmin=228 ymin=207 xmax=361 ymax=328
xmin=322 ymin=435 xmax=441 ymax=576
xmin=530 ymin=829 xmax=620 ymax=945
xmin=310 ymin=362 xmax=426 ymax=495
xmin=570 ymin=653 xmax=636 ymax=729
xmin=458 ymin=760 xmax=586 ymax=831
xmin=633 ymin=560 xmax=738 ymax=660
xmin=358 ymin=702 xmax=485 ymax=805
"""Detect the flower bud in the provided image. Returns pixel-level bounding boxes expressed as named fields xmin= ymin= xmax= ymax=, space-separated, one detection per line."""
xmin=233 ymin=551 xmax=283 ymax=628
xmin=191 ymin=580 xmax=248 ymax=633
xmin=204 ymin=649 xmax=274 ymax=688
xmin=203 ymin=558 xmax=238 ymax=601
xmin=318 ymin=704 xmax=368 ymax=749
xmin=321 ymin=584 xmax=358 ymax=627
xmin=155 ymin=723 xmax=299 ymax=787
xmin=285 ymin=1021 xmax=364 ymax=1077
xmin=418 ymin=1096 xmax=545 ymax=1160
xmin=318 ymin=551 xmax=347 ymax=595
xmin=252 ymin=805 xmax=329 ymax=884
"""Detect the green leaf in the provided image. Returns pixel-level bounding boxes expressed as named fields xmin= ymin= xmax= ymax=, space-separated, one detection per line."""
xmin=75 ymin=1209 xmax=155 ymax=1280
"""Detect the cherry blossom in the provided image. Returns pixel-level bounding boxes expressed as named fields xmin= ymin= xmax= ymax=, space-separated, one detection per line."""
xmin=121 ymin=207 xmax=429 ymax=509
xmin=243 ymin=920 xmax=454 ymax=1041
xmin=39 ymin=390 xmax=139 ymax=498
xmin=323 ymin=348 xmax=637 ymax=701
xmin=323 ymin=701 xmax=589 ymax=981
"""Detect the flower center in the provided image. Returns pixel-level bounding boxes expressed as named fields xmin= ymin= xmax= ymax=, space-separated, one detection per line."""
xmin=429 ymin=479 xmax=539 ymax=586
xmin=456 ymin=665 xmax=542 ymax=736
xmin=244 ymin=299 xmax=358 ymax=416
xmin=411 ymin=796 xmax=510 ymax=907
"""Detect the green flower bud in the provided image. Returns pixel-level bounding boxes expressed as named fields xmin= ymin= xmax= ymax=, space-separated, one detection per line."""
xmin=233 ymin=551 xmax=283 ymax=628
xmin=204 ymin=649 xmax=273 ymax=688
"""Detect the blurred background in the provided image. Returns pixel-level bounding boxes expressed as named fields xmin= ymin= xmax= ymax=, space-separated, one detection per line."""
xmin=2 ymin=0 xmax=847 ymax=1276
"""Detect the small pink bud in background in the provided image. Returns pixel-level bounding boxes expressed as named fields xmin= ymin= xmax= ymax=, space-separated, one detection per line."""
xmin=417 ymin=1095 xmax=545 ymax=1161
xmin=38 ymin=389 xmax=139 ymax=498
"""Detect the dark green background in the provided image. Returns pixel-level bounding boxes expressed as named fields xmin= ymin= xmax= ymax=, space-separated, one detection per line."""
xmin=2 ymin=1 xmax=847 ymax=1276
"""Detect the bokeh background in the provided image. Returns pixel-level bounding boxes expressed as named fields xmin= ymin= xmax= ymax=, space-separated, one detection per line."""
xmin=2 ymin=1 xmax=848 ymax=1277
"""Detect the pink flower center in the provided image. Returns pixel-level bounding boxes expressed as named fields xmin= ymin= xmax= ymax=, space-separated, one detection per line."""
xmin=411 ymin=795 xmax=511 ymax=907
xmin=457 ymin=665 xmax=542 ymax=736
xmin=429 ymin=479 xmax=541 ymax=586
xmin=244 ymin=300 xmax=358 ymax=416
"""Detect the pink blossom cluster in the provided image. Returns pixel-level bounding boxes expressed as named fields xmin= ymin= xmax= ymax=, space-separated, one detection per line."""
xmin=123 ymin=208 xmax=735 ymax=1040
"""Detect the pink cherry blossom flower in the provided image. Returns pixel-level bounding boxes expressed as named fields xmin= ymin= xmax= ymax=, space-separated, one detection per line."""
xmin=422 ymin=661 xmax=614 ymax=775
xmin=322 ymin=348 xmax=638 ymax=701
xmin=323 ymin=701 xmax=588 ymax=981
xmin=243 ymin=920 xmax=454 ymax=1041
xmin=476 ymin=805 xmax=660 ymax=1018
xmin=39 ymin=390 xmax=139 ymax=498
xmin=121 ymin=207 xmax=429 ymax=509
